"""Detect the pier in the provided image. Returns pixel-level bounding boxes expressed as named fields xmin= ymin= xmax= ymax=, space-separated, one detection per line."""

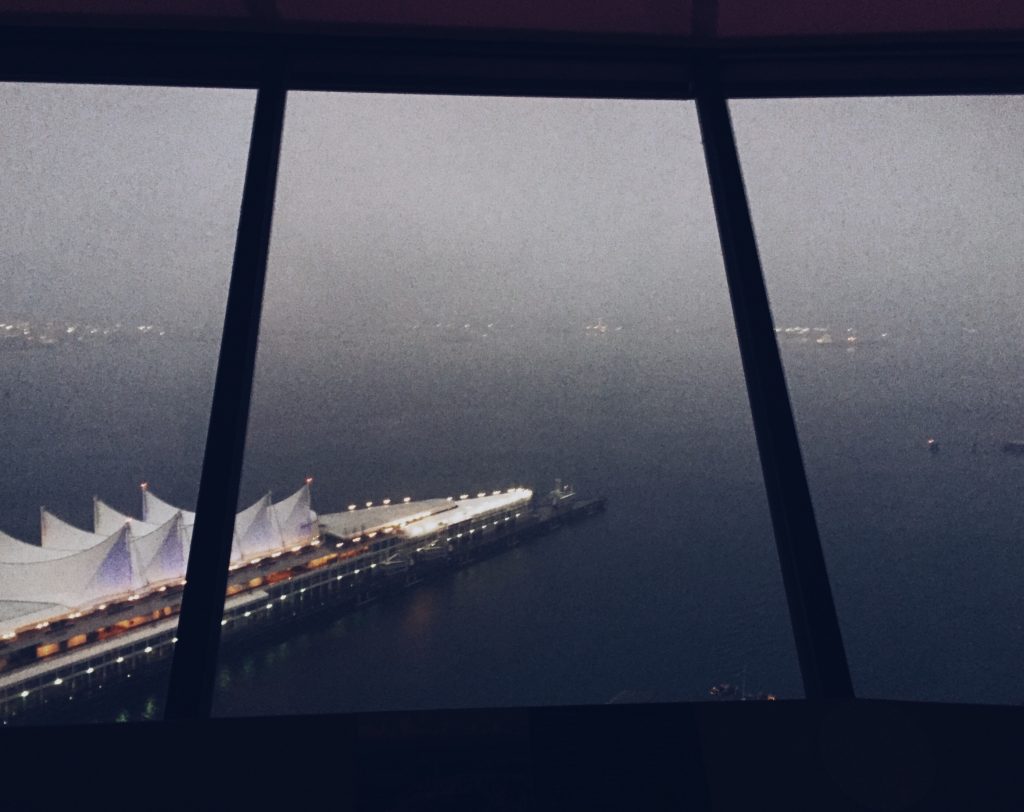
xmin=0 ymin=489 xmax=605 ymax=722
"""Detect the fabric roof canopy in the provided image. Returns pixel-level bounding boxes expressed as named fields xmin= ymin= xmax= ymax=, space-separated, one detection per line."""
xmin=0 ymin=529 xmax=71 ymax=564
xmin=273 ymin=485 xmax=318 ymax=549
xmin=134 ymin=513 xmax=189 ymax=586
xmin=142 ymin=483 xmax=318 ymax=563
xmin=0 ymin=526 xmax=142 ymax=607
xmin=40 ymin=508 xmax=106 ymax=552
xmin=94 ymin=497 xmax=159 ymax=537
xmin=0 ymin=483 xmax=316 ymax=616
xmin=142 ymin=489 xmax=196 ymax=527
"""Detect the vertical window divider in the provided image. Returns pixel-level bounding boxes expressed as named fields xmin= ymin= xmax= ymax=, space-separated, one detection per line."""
xmin=163 ymin=73 xmax=288 ymax=722
xmin=693 ymin=61 xmax=854 ymax=701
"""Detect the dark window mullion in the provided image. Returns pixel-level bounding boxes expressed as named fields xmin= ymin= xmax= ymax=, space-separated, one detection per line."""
xmin=163 ymin=77 xmax=288 ymax=722
xmin=694 ymin=64 xmax=854 ymax=701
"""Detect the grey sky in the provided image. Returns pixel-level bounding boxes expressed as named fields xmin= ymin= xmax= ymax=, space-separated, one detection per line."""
xmin=263 ymin=93 xmax=725 ymax=333
xmin=0 ymin=83 xmax=254 ymax=329
xmin=731 ymin=96 xmax=1024 ymax=335
xmin=2 ymin=84 xmax=1022 ymax=337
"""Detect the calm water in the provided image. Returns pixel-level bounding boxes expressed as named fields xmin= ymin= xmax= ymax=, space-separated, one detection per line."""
xmin=4 ymin=322 xmax=1023 ymax=723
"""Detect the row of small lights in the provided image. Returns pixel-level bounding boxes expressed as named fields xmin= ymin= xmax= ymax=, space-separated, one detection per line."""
xmin=23 ymin=566 xmax=352 ymax=695
xmin=5 ymin=498 xmax=521 ymax=643
xmin=223 ymin=567 xmax=380 ymax=626
xmin=349 ymin=496 xmax=413 ymax=511
xmin=16 ymin=521 xmax=352 ymax=693
xmin=17 ymin=635 xmax=181 ymax=698
xmin=11 ymin=492 xmax=530 ymax=687
xmin=415 ymin=512 xmax=522 ymax=552
xmin=17 ymin=508 xmax=525 ymax=698
xmin=346 ymin=488 xmax=519 ymax=512
xmin=350 ymin=491 xmax=526 ymax=543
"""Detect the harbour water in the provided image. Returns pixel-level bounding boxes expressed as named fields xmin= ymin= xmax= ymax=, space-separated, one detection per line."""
xmin=3 ymin=317 xmax=1023 ymax=723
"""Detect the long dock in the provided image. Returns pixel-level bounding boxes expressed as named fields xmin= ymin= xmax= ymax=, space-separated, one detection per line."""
xmin=0 ymin=493 xmax=605 ymax=722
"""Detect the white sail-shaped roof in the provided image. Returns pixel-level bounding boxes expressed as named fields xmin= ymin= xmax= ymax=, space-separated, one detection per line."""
xmin=83 ymin=526 xmax=146 ymax=604
xmin=0 ymin=529 xmax=72 ymax=563
xmin=272 ymin=483 xmax=317 ymax=548
xmin=0 ymin=526 xmax=142 ymax=608
xmin=134 ymin=513 xmax=187 ymax=586
xmin=141 ymin=488 xmax=196 ymax=527
xmin=142 ymin=492 xmax=243 ymax=564
xmin=234 ymin=493 xmax=283 ymax=560
xmin=94 ymin=497 xmax=158 ymax=537
xmin=40 ymin=508 xmax=106 ymax=551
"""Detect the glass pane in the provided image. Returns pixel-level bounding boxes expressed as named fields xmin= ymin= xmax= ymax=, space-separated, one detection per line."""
xmin=731 ymin=96 xmax=1024 ymax=704
xmin=212 ymin=93 xmax=801 ymax=717
xmin=0 ymin=83 xmax=255 ymax=723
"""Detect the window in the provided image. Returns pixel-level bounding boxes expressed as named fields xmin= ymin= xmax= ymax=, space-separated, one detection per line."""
xmin=4 ymin=38 xmax=1015 ymax=727
xmin=210 ymin=93 xmax=801 ymax=716
xmin=731 ymin=95 xmax=1024 ymax=704
xmin=0 ymin=82 xmax=255 ymax=723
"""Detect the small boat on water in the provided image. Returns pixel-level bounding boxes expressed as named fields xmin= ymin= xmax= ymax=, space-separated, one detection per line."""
xmin=1002 ymin=440 xmax=1024 ymax=455
xmin=927 ymin=438 xmax=940 ymax=453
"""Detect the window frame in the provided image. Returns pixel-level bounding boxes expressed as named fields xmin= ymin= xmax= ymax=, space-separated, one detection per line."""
xmin=2 ymin=23 xmax=1022 ymax=720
